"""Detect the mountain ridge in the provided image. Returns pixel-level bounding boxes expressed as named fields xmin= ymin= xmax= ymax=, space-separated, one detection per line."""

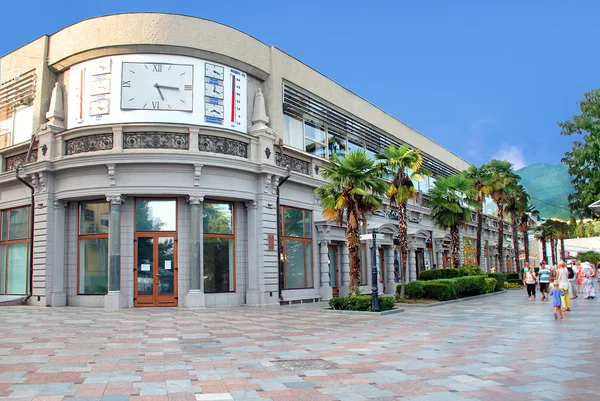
xmin=516 ymin=163 xmax=573 ymax=220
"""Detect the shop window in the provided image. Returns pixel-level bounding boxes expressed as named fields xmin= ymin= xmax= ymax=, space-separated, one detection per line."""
xmin=0 ymin=207 xmax=30 ymax=295
xmin=136 ymin=199 xmax=177 ymax=231
xmin=283 ymin=109 xmax=304 ymax=150
xmin=304 ymin=118 xmax=326 ymax=158
xmin=281 ymin=206 xmax=313 ymax=289
xmin=78 ymin=202 xmax=109 ymax=294
xmin=203 ymin=202 xmax=235 ymax=293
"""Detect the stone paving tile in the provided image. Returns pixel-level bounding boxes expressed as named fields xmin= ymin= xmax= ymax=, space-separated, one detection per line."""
xmin=1 ymin=291 xmax=600 ymax=401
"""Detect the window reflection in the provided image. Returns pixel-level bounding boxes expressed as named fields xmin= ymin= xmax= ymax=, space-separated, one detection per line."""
xmin=136 ymin=200 xmax=177 ymax=231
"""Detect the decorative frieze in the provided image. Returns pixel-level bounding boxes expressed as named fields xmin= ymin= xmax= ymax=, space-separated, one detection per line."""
xmin=65 ymin=133 xmax=113 ymax=155
xmin=5 ymin=150 xmax=38 ymax=171
xmin=198 ymin=135 xmax=248 ymax=158
xmin=275 ymin=152 xmax=309 ymax=175
xmin=123 ymin=132 xmax=189 ymax=150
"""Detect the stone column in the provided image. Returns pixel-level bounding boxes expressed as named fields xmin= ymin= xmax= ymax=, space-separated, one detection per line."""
xmin=340 ymin=243 xmax=350 ymax=296
xmin=245 ymin=200 xmax=260 ymax=305
xmin=50 ymin=200 xmax=68 ymax=306
xmin=319 ymin=240 xmax=332 ymax=300
xmin=185 ymin=195 xmax=205 ymax=308
xmin=409 ymin=247 xmax=417 ymax=281
xmin=386 ymin=246 xmax=395 ymax=295
xmin=436 ymin=251 xmax=443 ymax=270
xmin=105 ymin=195 xmax=125 ymax=309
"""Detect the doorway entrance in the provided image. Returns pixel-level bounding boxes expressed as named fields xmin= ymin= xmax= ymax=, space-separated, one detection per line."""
xmin=134 ymin=199 xmax=178 ymax=307
xmin=328 ymin=245 xmax=339 ymax=297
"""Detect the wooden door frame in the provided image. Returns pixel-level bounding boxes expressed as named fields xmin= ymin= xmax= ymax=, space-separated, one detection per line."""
xmin=133 ymin=197 xmax=178 ymax=307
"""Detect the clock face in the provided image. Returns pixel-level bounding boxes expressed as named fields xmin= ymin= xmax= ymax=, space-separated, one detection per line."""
xmin=90 ymin=99 xmax=110 ymax=116
xmin=205 ymin=103 xmax=225 ymax=119
xmin=205 ymin=83 xmax=224 ymax=99
xmin=91 ymin=79 xmax=110 ymax=96
xmin=205 ymin=63 xmax=224 ymax=80
xmin=120 ymin=62 xmax=194 ymax=111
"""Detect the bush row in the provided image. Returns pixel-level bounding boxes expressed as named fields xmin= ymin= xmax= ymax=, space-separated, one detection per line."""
xmin=329 ymin=295 xmax=395 ymax=312
xmin=402 ymin=276 xmax=498 ymax=301
xmin=418 ymin=265 xmax=486 ymax=281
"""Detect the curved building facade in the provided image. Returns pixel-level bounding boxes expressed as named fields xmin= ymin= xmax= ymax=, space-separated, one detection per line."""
xmin=0 ymin=13 xmax=517 ymax=307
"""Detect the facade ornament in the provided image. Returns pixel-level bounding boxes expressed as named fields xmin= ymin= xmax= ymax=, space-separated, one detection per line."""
xmin=38 ymin=172 xmax=48 ymax=193
xmin=187 ymin=195 xmax=204 ymax=205
xmin=66 ymin=134 xmax=113 ymax=155
xmin=314 ymin=164 xmax=319 ymax=175
xmin=106 ymin=195 xmax=125 ymax=205
xmin=46 ymin=82 xmax=66 ymax=129
xmin=264 ymin=147 xmax=271 ymax=159
xmin=124 ymin=132 xmax=188 ymax=150
xmin=244 ymin=200 xmax=258 ymax=209
xmin=29 ymin=173 xmax=40 ymax=193
xmin=193 ymin=164 xmax=203 ymax=186
xmin=53 ymin=200 xmax=68 ymax=209
xmin=250 ymin=87 xmax=270 ymax=129
xmin=106 ymin=164 xmax=116 ymax=186
xmin=198 ymin=135 xmax=248 ymax=158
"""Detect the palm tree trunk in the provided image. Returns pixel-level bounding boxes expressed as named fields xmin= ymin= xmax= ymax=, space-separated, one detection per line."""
xmin=451 ymin=225 xmax=460 ymax=269
xmin=541 ymin=235 xmax=548 ymax=263
xmin=550 ymin=236 xmax=556 ymax=265
xmin=523 ymin=228 xmax=530 ymax=269
xmin=560 ymin=238 xmax=566 ymax=261
xmin=496 ymin=201 xmax=505 ymax=273
xmin=511 ymin=213 xmax=520 ymax=278
xmin=476 ymin=210 xmax=483 ymax=267
xmin=347 ymin=210 xmax=361 ymax=294
xmin=398 ymin=202 xmax=408 ymax=299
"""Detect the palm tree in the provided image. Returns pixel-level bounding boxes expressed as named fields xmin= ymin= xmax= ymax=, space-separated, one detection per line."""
xmin=375 ymin=145 xmax=429 ymax=299
xmin=487 ymin=159 xmax=519 ymax=273
xmin=518 ymin=203 xmax=539 ymax=270
xmin=504 ymin=182 xmax=525 ymax=277
xmin=429 ymin=174 xmax=479 ymax=269
xmin=534 ymin=223 xmax=550 ymax=264
xmin=553 ymin=220 xmax=570 ymax=261
xmin=315 ymin=150 xmax=386 ymax=294
xmin=464 ymin=164 xmax=493 ymax=267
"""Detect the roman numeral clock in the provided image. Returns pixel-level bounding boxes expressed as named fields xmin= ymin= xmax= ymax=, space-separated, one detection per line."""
xmin=120 ymin=62 xmax=194 ymax=111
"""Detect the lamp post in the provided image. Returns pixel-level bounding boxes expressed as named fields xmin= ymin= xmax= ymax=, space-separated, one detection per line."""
xmin=371 ymin=228 xmax=380 ymax=312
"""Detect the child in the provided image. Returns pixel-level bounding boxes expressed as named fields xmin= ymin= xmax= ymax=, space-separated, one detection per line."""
xmin=550 ymin=280 xmax=564 ymax=320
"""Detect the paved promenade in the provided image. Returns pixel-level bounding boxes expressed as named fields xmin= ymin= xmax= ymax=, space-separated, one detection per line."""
xmin=1 ymin=290 xmax=599 ymax=401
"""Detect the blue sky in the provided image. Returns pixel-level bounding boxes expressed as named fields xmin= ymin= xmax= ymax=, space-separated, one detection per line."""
xmin=2 ymin=0 xmax=598 ymax=170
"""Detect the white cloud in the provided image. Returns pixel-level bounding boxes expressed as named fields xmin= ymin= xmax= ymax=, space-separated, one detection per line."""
xmin=492 ymin=145 xmax=527 ymax=170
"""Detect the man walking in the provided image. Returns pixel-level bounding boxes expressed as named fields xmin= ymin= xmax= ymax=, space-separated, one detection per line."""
xmin=538 ymin=261 xmax=551 ymax=300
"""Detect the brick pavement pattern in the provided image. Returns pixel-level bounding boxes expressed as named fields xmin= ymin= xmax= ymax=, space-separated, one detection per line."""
xmin=1 ymin=290 xmax=599 ymax=401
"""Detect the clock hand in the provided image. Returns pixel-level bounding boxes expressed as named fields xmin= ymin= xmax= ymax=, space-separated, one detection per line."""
xmin=154 ymin=83 xmax=165 ymax=100
xmin=155 ymin=84 xmax=180 ymax=90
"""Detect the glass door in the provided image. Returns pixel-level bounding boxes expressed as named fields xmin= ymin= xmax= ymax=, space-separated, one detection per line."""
xmin=135 ymin=235 xmax=178 ymax=306
xmin=328 ymin=245 xmax=338 ymax=297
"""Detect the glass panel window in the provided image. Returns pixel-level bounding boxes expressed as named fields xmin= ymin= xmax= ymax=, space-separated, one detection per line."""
xmin=136 ymin=199 xmax=177 ymax=231
xmin=0 ymin=207 xmax=30 ymax=295
xmin=283 ymin=110 xmax=304 ymax=150
xmin=203 ymin=202 xmax=233 ymax=234
xmin=328 ymin=130 xmax=346 ymax=158
xmin=281 ymin=206 xmax=313 ymax=290
xmin=304 ymin=119 xmax=326 ymax=142
xmin=78 ymin=201 xmax=109 ymax=295
xmin=305 ymin=138 xmax=326 ymax=158
xmin=203 ymin=237 xmax=234 ymax=293
xmin=348 ymin=138 xmax=363 ymax=154
xmin=78 ymin=238 xmax=108 ymax=294
xmin=79 ymin=202 xmax=109 ymax=235
xmin=203 ymin=201 xmax=235 ymax=293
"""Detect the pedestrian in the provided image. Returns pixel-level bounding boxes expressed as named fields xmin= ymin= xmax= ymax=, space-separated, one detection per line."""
xmin=550 ymin=280 xmax=564 ymax=320
xmin=538 ymin=261 xmax=551 ymax=301
xmin=557 ymin=261 xmax=571 ymax=311
xmin=567 ymin=261 xmax=578 ymax=299
xmin=581 ymin=261 xmax=597 ymax=299
xmin=524 ymin=266 xmax=537 ymax=300
xmin=576 ymin=261 xmax=584 ymax=294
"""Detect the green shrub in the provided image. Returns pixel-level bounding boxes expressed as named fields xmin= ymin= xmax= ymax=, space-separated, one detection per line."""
xmin=418 ymin=268 xmax=460 ymax=280
xmin=457 ymin=265 xmax=487 ymax=277
xmin=422 ymin=280 xmax=455 ymax=301
xmin=487 ymin=272 xmax=504 ymax=291
xmin=485 ymin=278 xmax=497 ymax=293
xmin=329 ymin=295 xmax=395 ymax=312
xmin=504 ymin=282 xmax=522 ymax=289
xmin=507 ymin=278 xmax=522 ymax=284
xmin=437 ymin=279 xmax=460 ymax=298
xmin=506 ymin=273 xmax=520 ymax=281
xmin=456 ymin=276 xmax=486 ymax=297
xmin=405 ymin=281 xmax=424 ymax=299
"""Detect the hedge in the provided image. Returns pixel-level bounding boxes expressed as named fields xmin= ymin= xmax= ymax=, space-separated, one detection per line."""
xmin=418 ymin=265 xmax=486 ymax=281
xmin=422 ymin=281 xmax=454 ymax=301
xmin=329 ymin=295 xmax=395 ymax=312
xmin=404 ymin=281 xmax=424 ymax=299
xmin=486 ymin=273 xmax=505 ymax=291
xmin=485 ymin=278 xmax=497 ymax=293
xmin=507 ymin=278 xmax=522 ymax=284
xmin=506 ymin=273 xmax=520 ymax=281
